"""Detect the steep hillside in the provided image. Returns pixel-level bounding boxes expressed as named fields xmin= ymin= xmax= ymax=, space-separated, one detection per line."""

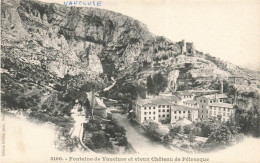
xmin=1 ymin=0 xmax=259 ymax=102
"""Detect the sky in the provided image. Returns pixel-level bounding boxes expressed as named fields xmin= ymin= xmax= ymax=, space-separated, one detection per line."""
xmin=40 ymin=0 xmax=260 ymax=70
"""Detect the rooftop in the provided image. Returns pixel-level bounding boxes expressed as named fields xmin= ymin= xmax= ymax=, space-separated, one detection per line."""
xmin=159 ymin=95 xmax=180 ymax=102
xmin=209 ymin=102 xmax=233 ymax=108
xmin=183 ymin=100 xmax=197 ymax=105
xmin=229 ymin=76 xmax=244 ymax=78
xmin=173 ymin=118 xmax=192 ymax=125
xmin=202 ymin=94 xmax=228 ymax=99
xmin=176 ymin=91 xmax=193 ymax=96
xmin=171 ymin=104 xmax=198 ymax=111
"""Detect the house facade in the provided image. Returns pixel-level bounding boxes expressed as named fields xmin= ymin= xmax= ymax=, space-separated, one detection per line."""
xmin=208 ymin=103 xmax=235 ymax=122
xmin=134 ymin=97 xmax=198 ymax=124
xmin=196 ymin=94 xmax=228 ymax=120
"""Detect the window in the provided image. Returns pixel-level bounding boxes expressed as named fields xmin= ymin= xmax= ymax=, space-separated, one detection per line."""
xmin=183 ymin=111 xmax=185 ymax=113
xmin=210 ymin=111 xmax=212 ymax=115
xmin=159 ymin=115 xmax=161 ymax=117
xmin=149 ymin=107 xmax=151 ymax=110
xmin=159 ymin=105 xmax=161 ymax=108
xmin=200 ymin=100 xmax=202 ymax=103
xmin=210 ymin=100 xmax=212 ymax=103
xmin=179 ymin=111 xmax=181 ymax=114
xmin=144 ymin=112 xmax=147 ymax=115
xmin=167 ymin=115 xmax=169 ymax=117
xmin=149 ymin=112 xmax=151 ymax=115
xmin=227 ymin=113 xmax=230 ymax=117
xmin=144 ymin=117 xmax=147 ymax=120
xmin=204 ymin=100 xmax=206 ymax=103
xmin=144 ymin=107 xmax=146 ymax=110
xmin=202 ymin=115 xmax=204 ymax=118
xmin=175 ymin=116 xmax=177 ymax=119
xmin=223 ymin=118 xmax=225 ymax=122
xmin=228 ymin=108 xmax=230 ymax=112
xmin=224 ymin=108 xmax=226 ymax=111
xmin=174 ymin=111 xmax=177 ymax=114
xmin=153 ymin=112 xmax=155 ymax=115
xmin=153 ymin=107 xmax=155 ymax=109
xmin=162 ymin=115 xmax=165 ymax=117
xmin=214 ymin=111 xmax=216 ymax=115
xmin=167 ymin=105 xmax=169 ymax=108
xmin=223 ymin=112 xmax=226 ymax=116
xmin=153 ymin=117 xmax=155 ymax=120
xmin=220 ymin=99 xmax=222 ymax=102
xmin=162 ymin=109 xmax=165 ymax=112
xmin=163 ymin=105 xmax=165 ymax=108
xmin=202 ymin=105 xmax=204 ymax=108
xmin=202 ymin=110 xmax=203 ymax=113
xmin=167 ymin=109 xmax=170 ymax=112
xmin=159 ymin=109 xmax=161 ymax=112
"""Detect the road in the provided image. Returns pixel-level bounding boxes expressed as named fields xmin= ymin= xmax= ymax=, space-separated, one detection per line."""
xmin=112 ymin=113 xmax=175 ymax=155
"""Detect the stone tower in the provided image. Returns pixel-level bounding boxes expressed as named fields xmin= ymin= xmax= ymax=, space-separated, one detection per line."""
xmin=181 ymin=39 xmax=186 ymax=55
xmin=190 ymin=42 xmax=196 ymax=55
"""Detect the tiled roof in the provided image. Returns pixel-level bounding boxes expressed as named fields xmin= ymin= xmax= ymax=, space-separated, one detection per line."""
xmin=176 ymin=91 xmax=193 ymax=96
xmin=160 ymin=95 xmax=180 ymax=101
xmin=203 ymin=94 xmax=228 ymax=99
xmin=209 ymin=102 xmax=233 ymax=108
xmin=183 ymin=100 xmax=197 ymax=105
xmin=151 ymin=98 xmax=173 ymax=105
xmin=171 ymin=104 xmax=198 ymax=111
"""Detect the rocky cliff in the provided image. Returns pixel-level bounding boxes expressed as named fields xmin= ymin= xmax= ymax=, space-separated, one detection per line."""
xmin=1 ymin=0 xmax=258 ymax=100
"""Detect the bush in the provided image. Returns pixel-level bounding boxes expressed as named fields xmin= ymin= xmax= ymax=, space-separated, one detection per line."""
xmin=91 ymin=131 xmax=110 ymax=149
xmin=84 ymin=120 xmax=102 ymax=132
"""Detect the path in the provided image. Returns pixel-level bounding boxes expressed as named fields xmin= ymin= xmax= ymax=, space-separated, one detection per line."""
xmin=112 ymin=113 xmax=175 ymax=155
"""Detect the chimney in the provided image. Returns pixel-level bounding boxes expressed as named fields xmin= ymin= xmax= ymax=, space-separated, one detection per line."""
xmin=220 ymin=79 xmax=223 ymax=94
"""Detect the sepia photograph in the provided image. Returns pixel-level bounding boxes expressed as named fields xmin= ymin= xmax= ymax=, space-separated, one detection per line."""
xmin=1 ymin=0 xmax=260 ymax=162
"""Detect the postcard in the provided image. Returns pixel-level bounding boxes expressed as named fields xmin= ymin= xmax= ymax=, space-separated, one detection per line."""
xmin=1 ymin=0 xmax=260 ymax=162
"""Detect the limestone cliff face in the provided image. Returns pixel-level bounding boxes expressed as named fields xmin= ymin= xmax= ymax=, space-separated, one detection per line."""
xmin=1 ymin=0 xmax=152 ymax=79
xmin=1 ymin=0 xmax=255 ymax=95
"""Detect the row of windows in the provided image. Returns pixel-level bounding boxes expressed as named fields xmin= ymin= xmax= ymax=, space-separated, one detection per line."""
xmin=183 ymin=95 xmax=192 ymax=98
xmin=144 ymin=107 xmax=156 ymax=110
xmin=173 ymin=115 xmax=190 ymax=119
xmin=144 ymin=112 xmax=156 ymax=115
xmin=158 ymin=105 xmax=170 ymax=108
xmin=144 ymin=105 xmax=170 ymax=109
xmin=158 ymin=109 xmax=170 ymax=112
xmin=210 ymin=111 xmax=230 ymax=117
xmin=159 ymin=115 xmax=169 ymax=118
xmin=173 ymin=111 xmax=190 ymax=114
xmin=144 ymin=117 xmax=156 ymax=120
xmin=210 ymin=107 xmax=231 ymax=112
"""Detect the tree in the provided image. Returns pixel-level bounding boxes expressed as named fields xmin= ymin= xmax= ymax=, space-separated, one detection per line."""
xmin=91 ymin=131 xmax=110 ymax=149
xmin=206 ymin=124 xmax=233 ymax=145
xmin=84 ymin=120 xmax=102 ymax=132
xmin=146 ymin=72 xmax=168 ymax=95
xmin=118 ymin=136 xmax=128 ymax=146
xmin=163 ymin=134 xmax=173 ymax=145
xmin=187 ymin=132 xmax=196 ymax=145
